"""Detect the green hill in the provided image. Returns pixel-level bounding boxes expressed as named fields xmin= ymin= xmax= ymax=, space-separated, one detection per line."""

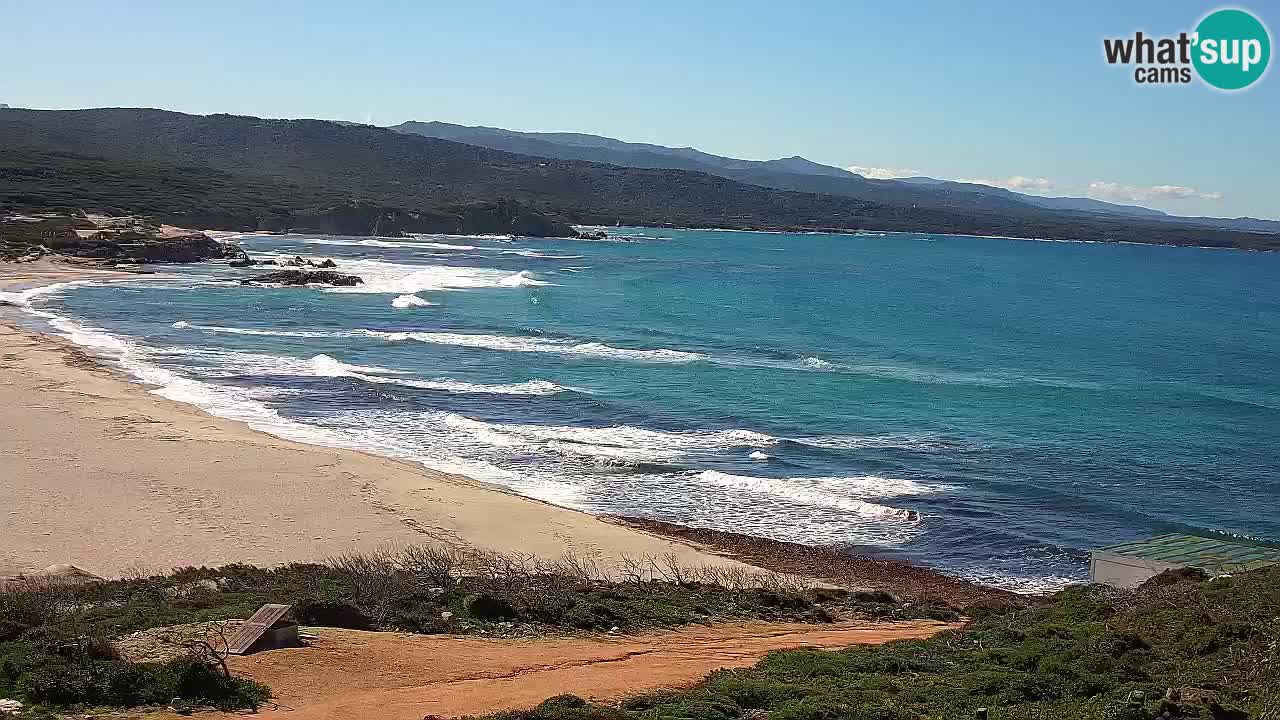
xmin=2 ymin=108 xmax=1277 ymax=249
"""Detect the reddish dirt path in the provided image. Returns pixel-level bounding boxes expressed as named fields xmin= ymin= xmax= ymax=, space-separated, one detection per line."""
xmin=203 ymin=620 xmax=955 ymax=719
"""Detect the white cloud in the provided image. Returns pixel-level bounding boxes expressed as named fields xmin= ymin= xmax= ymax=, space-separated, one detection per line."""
xmin=960 ymin=176 xmax=1056 ymax=193
xmin=843 ymin=162 xmax=1225 ymax=207
xmin=1087 ymin=181 xmax=1222 ymax=202
xmin=845 ymin=164 xmax=920 ymax=180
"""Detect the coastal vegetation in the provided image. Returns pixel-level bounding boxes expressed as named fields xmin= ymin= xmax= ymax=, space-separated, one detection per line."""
xmin=483 ymin=566 xmax=1280 ymax=720
xmin=2 ymin=108 xmax=1278 ymax=249
xmin=0 ymin=545 xmax=953 ymax=716
xmin=2 ymin=549 xmax=1277 ymax=717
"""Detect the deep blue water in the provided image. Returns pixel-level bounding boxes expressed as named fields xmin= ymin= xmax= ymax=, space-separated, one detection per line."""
xmin=15 ymin=228 xmax=1280 ymax=591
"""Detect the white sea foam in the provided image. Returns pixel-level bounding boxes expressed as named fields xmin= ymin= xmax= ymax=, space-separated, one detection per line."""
xmin=365 ymin=330 xmax=708 ymax=363
xmin=26 ymin=310 xmax=354 ymax=448
xmin=21 ymin=307 xmax=578 ymax=506
xmin=311 ymin=355 xmax=568 ymax=396
xmin=956 ymin=568 xmax=1080 ymax=594
xmin=437 ymin=413 xmax=775 ymax=460
xmin=501 ymin=250 xmax=586 ymax=260
xmin=0 ymin=280 xmax=93 ymax=307
xmin=410 ymin=233 xmax=513 ymax=242
xmin=152 ymin=346 xmax=566 ymax=396
xmin=309 ymin=258 xmax=552 ymax=294
xmin=801 ymin=356 xmax=834 ymax=370
xmin=172 ymin=322 xmax=709 ymax=365
xmin=172 ymin=321 xmax=337 ymax=338
xmin=748 ymin=450 xmax=771 ymax=460
xmin=692 ymin=470 xmax=927 ymax=519
xmin=498 ymin=270 xmax=556 ymax=287
xmin=791 ymin=433 xmax=955 ymax=451
xmin=18 ymin=288 xmax=943 ymax=550
xmin=391 ymin=294 xmax=435 ymax=308
xmin=301 ymin=237 xmax=477 ymax=251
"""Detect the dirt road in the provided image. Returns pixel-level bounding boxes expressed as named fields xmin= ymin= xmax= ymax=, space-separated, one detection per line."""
xmin=208 ymin=620 xmax=955 ymax=719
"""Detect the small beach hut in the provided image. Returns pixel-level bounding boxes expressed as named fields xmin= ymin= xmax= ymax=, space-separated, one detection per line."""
xmin=1090 ymin=533 xmax=1280 ymax=588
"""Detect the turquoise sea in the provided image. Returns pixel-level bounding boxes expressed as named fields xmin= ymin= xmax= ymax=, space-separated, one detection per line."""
xmin=10 ymin=227 xmax=1280 ymax=592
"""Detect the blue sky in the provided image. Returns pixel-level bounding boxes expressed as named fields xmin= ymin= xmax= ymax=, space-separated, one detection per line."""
xmin=4 ymin=1 xmax=1277 ymax=219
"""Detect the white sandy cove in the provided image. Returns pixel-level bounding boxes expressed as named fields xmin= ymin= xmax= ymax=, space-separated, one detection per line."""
xmin=0 ymin=261 xmax=755 ymax=578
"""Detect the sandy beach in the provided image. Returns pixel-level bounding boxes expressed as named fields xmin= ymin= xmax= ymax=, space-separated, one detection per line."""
xmin=0 ymin=262 xmax=754 ymax=578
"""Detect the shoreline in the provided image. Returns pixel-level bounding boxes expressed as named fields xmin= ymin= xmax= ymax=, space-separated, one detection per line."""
xmin=1 ymin=257 xmax=1032 ymax=602
xmin=0 ymin=261 xmax=761 ymax=578
xmin=612 ymin=517 xmax=1030 ymax=609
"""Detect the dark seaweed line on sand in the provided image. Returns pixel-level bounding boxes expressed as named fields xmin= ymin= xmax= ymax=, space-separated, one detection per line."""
xmin=610 ymin=516 xmax=1031 ymax=610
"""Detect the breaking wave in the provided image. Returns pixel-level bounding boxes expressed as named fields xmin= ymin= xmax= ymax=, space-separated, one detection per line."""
xmin=309 ymin=355 xmax=569 ymax=396
xmin=171 ymin=320 xmax=336 ymax=338
xmin=391 ymin=294 xmax=435 ymax=308
xmin=436 ymin=413 xmax=776 ymax=459
xmin=692 ymin=470 xmax=926 ymax=519
xmin=0 ymin=280 xmax=94 ymax=307
xmin=300 ymin=237 xmax=477 ymax=251
xmin=364 ymin=330 xmax=709 ymax=363
xmin=501 ymin=250 xmax=587 ymax=260
xmin=322 ymin=259 xmax=551 ymax=294
xmin=498 ymin=270 xmax=556 ymax=287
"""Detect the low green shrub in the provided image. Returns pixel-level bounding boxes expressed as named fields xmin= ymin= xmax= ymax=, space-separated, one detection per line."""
xmin=464 ymin=592 xmax=517 ymax=620
xmin=0 ymin=640 xmax=267 ymax=711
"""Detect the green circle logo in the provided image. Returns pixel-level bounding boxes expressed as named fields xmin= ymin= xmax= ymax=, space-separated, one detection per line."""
xmin=1193 ymin=8 xmax=1271 ymax=90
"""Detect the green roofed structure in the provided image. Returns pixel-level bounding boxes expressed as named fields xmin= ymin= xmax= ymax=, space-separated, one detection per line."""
xmin=1090 ymin=533 xmax=1280 ymax=588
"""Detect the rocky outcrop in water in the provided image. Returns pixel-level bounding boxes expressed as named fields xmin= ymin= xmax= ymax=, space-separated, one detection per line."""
xmin=241 ymin=269 xmax=363 ymax=287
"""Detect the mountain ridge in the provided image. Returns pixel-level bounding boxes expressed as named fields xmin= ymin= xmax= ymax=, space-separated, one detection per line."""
xmin=1 ymin=108 xmax=1276 ymax=249
xmin=391 ymin=120 xmax=1275 ymax=229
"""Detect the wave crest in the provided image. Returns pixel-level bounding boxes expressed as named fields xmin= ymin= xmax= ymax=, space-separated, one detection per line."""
xmin=693 ymin=470 xmax=928 ymax=519
xmin=391 ymin=294 xmax=435 ymax=308
xmin=366 ymin=330 xmax=708 ymax=364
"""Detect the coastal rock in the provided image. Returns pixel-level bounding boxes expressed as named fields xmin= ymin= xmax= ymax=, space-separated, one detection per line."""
xmin=241 ymin=269 xmax=363 ymax=287
xmin=1 ymin=214 xmax=228 ymax=264
xmin=227 ymin=248 xmax=255 ymax=267
xmin=90 ymin=229 xmax=227 ymax=263
xmin=313 ymin=258 xmax=337 ymax=268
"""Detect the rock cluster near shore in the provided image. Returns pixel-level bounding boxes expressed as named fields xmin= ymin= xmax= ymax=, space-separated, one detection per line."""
xmin=240 ymin=269 xmax=363 ymax=287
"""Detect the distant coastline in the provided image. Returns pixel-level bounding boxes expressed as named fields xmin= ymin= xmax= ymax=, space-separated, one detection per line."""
xmin=587 ymin=224 xmax=1266 ymax=253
